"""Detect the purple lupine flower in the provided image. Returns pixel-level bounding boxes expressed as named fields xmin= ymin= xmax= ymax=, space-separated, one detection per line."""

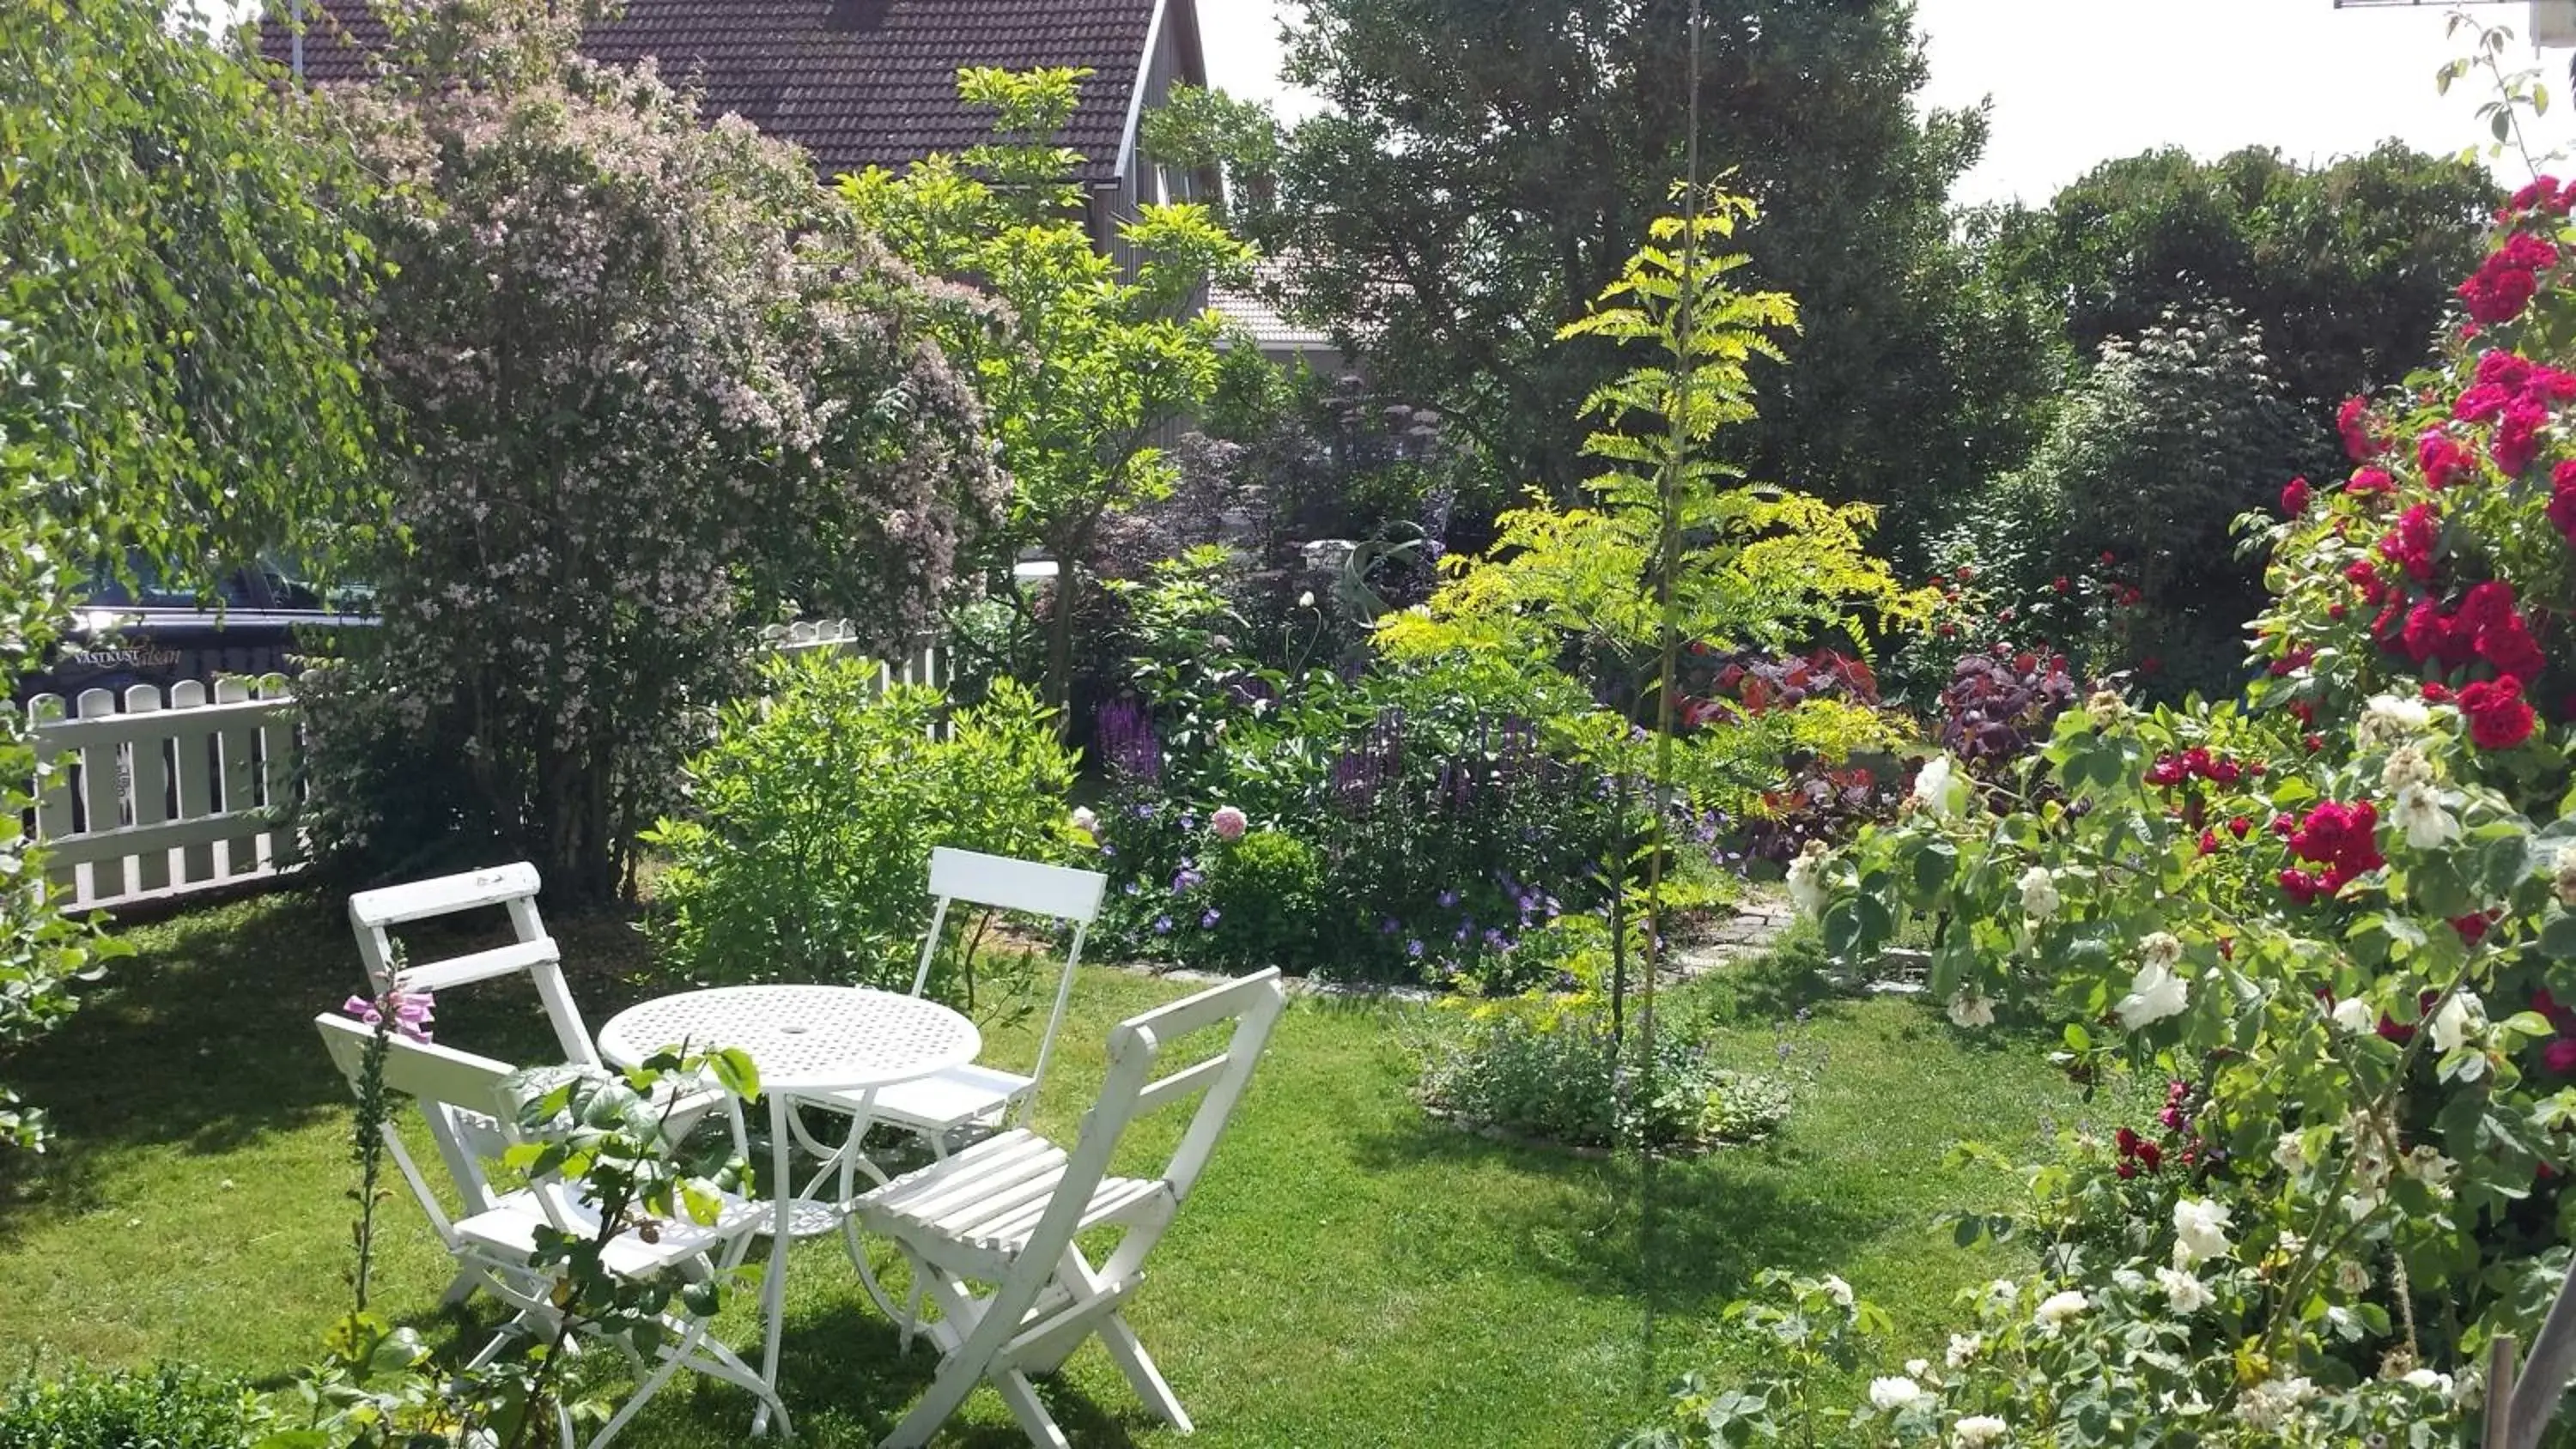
xmin=342 ymin=988 xmax=435 ymax=1044
xmin=1482 ymin=928 xmax=1509 ymax=950
xmin=1094 ymin=698 xmax=1163 ymax=784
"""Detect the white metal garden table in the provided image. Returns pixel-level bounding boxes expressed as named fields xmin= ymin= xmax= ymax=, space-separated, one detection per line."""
xmin=597 ymin=984 xmax=980 ymax=1434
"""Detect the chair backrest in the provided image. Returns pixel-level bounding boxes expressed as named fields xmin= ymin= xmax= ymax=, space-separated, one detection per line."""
xmin=945 ymin=971 xmax=1285 ymax=1375
xmin=316 ymin=1011 xmax=522 ymax=1246
xmin=349 ymin=862 xmax=597 ymax=1066
xmin=1044 ymin=969 xmax=1285 ymax=1270
xmin=908 ymin=847 xmax=1109 ymax=1113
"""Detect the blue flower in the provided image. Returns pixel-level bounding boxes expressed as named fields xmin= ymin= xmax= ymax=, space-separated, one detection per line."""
xmin=1482 ymin=928 xmax=1510 ymax=950
xmin=1406 ymin=938 xmax=1425 ymax=958
xmin=1123 ymin=881 xmax=1142 ymax=895
xmin=1437 ymin=888 xmax=1460 ymax=908
xmin=1380 ymin=916 xmax=1400 ymax=934
xmin=1152 ymin=915 xmax=1173 ymax=935
xmin=1200 ymin=908 xmax=1222 ymax=929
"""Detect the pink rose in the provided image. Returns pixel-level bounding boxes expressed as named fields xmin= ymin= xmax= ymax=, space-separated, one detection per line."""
xmin=1211 ymin=805 xmax=1249 ymax=841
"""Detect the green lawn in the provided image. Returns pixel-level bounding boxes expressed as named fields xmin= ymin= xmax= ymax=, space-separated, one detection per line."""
xmin=0 ymin=894 xmax=2087 ymax=1446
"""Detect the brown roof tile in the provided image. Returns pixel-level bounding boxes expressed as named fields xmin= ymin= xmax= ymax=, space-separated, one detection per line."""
xmin=264 ymin=0 xmax=1163 ymax=183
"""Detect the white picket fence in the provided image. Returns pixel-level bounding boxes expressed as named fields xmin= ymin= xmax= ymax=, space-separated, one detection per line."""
xmin=759 ymin=620 xmax=949 ymax=692
xmin=26 ymin=676 xmax=305 ymax=912
xmin=21 ymin=624 xmax=946 ymax=914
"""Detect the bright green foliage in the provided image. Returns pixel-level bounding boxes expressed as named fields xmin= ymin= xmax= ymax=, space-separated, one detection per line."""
xmin=836 ymin=67 xmax=1256 ymax=713
xmin=0 ymin=1365 xmax=269 ymax=1449
xmin=0 ymin=0 xmax=380 ymax=1151
xmin=1380 ymin=197 xmax=1930 ymax=714
xmin=1419 ymin=1010 xmax=1790 ymax=1152
xmin=1196 ymin=830 xmax=1326 ymax=974
xmin=643 ymin=654 xmax=1083 ymax=1001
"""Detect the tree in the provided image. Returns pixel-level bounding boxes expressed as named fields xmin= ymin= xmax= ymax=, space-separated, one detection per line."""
xmin=1184 ymin=0 xmax=2056 ymax=544
xmin=1 ymin=0 xmax=381 ymax=1149
xmin=300 ymin=9 xmax=1002 ymax=902
xmin=1981 ymin=142 xmax=2495 ymax=412
xmin=838 ymin=68 xmax=1255 ymax=718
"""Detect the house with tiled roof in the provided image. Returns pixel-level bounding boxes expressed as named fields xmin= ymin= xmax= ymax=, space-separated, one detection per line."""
xmin=266 ymin=0 xmax=1217 ymax=264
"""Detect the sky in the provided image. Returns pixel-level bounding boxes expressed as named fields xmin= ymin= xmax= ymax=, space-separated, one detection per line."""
xmin=1195 ymin=0 xmax=2576 ymax=207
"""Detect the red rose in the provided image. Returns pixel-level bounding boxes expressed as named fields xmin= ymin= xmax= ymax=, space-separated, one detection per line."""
xmin=2229 ymin=815 xmax=2251 ymax=839
xmin=2198 ymin=829 xmax=2220 ymax=856
xmin=2050 ymin=575 xmax=2071 ymax=593
xmin=2378 ymin=503 xmax=2440 ymax=582
xmin=2494 ymin=396 xmax=2550 ymax=475
xmin=2547 ymin=1038 xmax=2576 ymax=1076
xmin=2281 ymin=476 xmax=2312 ymax=514
xmin=2338 ymin=396 xmax=2379 ymax=460
xmin=2451 ymin=912 xmax=2493 ymax=945
xmin=2349 ymin=464 xmax=2399 ymax=497
xmin=2461 ymin=676 xmax=2538 ymax=749
xmin=2424 ymin=681 xmax=2454 ymax=703
xmin=2552 ymin=461 xmax=2576 ymax=546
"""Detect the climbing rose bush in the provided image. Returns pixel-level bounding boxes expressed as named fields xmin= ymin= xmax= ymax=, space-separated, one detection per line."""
xmin=1760 ymin=185 xmax=2576 ymax=1440
xmin=301 ymin=14 xmax=1002 ymax=899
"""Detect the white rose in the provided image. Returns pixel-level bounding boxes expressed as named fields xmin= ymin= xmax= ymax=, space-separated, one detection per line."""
xmin=2170 ymin=1197 xmax=2234 ymax=1267
xmin=2272 ymin=1130 xmax=2309 ymax=1175
xmin=1786 ymin=841 xmax=1832 ymax=920
xmin=1945 ymin=1332 xmax=1982 ymax=1367
xmin=2115 ymin=961 xmax=2190 ymax=1030
xmin=2156 ymin=1264 xmax=2213 ymax=1313
xmin=2330 ymin=996 xmax=2375 ymax=1034
xmin=2359 ymin=694 xmax=2432 ymax=749
xmin=2086 ymin=688 xmax=2128 ymax=730
xmin=2401 ymin=1145 xmax=2455 ymax=1191
xmin=1905 ymin=1358 xmax=1931 ymax=1379
xmin=2381 ymin=743 xmax=2433 ymax=791
xmin=2032 ymin=1289 xmax=2087 ymax=1333
xmin=1982 ymin=1278 xmax=2019 ymax=1312
xmin=2403 ymin=1368 xmax=2455 ymax=1396
xmin=2335 ymin=1258 xmax=2371 ymax=1294
xmin=1820 ymin=1273 xmax=1855 ymax=1307
xmin=2018 ymin=865 xmax=2061 ymax=920
xmin=2431 ymin=990 xmax=2487 ymax=1056
xmin=2139 ymin=931 xmax=2184 ymax=970
xmin=2237 ymin=1375 xmax=2315 ymax=1431
xmin=2555 ymin=842 xmax=2576 ymax=907
xmin=1868 ymin=1376 xmax=1929 ymax=1412
xmin=1912 ymin=754 xmax=1960 ymax=816
xmin=1954 ymin=1414 xmax=2008 ymax=1448
xmin=2342 ymin=1190 xmax=2383 ymax=1222
xmin=2392 ymin=782 xmax=2459 ymax=849
xmin=1070 ymin=806 xmax=1100 ymax=837
xmin=1297 ymin=591 xmax=1315 ymax=609
xmin=1947 ymin=991 xmax=1996 ymax=1029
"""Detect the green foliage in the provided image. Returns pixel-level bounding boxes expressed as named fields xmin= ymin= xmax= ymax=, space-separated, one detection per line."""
xmin=1979 ymin=142 xmax=2493 ymax=413
xmin=297 ymin=9 xmax=1001 ymax=901
xmin=643 ymin=654 xmax=1081 ymax=1000
xmin=837 ymin=65 xmax=1256 ymax=715
xmin=1197 ymin=830 xmax=1326 ymax=973
xmin=1233 ymin=0 xmax=2052 ymax=536
xmin=1937 ymin=306 xmax=2332 ymax=697
xmin=1418 ymin=1009 xmax=1789 ymax=1152
xmin=0 ymin=1364 xmax=268 ymax=1449
xmin=1379 ymin=197 xmax=1930 ymax=699
xmin=0 ymin=0 xmax=376 ymax=1151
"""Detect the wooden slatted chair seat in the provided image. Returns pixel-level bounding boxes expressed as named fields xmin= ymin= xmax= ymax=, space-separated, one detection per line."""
xmin=858 ymin=1129 xmax=1172 ymax=1274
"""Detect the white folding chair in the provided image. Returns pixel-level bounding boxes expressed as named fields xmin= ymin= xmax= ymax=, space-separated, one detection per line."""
xmin=853 ymin=968 xmax=1288 ymax=1449
xmin=805 ymin=848 xmax=1109 ymax=1154
xmin=315 ymin=1013 xmax=787 ymax=1448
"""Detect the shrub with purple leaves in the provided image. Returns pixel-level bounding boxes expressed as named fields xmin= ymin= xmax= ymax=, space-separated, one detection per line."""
xmin=1936 ymin=643 xmax=2080 ymax=773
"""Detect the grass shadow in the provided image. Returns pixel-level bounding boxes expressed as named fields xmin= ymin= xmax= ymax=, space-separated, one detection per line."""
xmin=1345 ymin=1109 xmax=1872 ymax=1317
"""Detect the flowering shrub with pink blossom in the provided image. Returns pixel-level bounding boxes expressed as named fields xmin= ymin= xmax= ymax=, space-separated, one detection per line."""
xmin=1691 ymin=175 xmax=2576 ymax=1441
xmin=299 ymin=9 xmax=1000 ymax=900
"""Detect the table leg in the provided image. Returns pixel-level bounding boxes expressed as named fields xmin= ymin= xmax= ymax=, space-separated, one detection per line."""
xmin=752 ymin=1090 xmax=793 ymax=1436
